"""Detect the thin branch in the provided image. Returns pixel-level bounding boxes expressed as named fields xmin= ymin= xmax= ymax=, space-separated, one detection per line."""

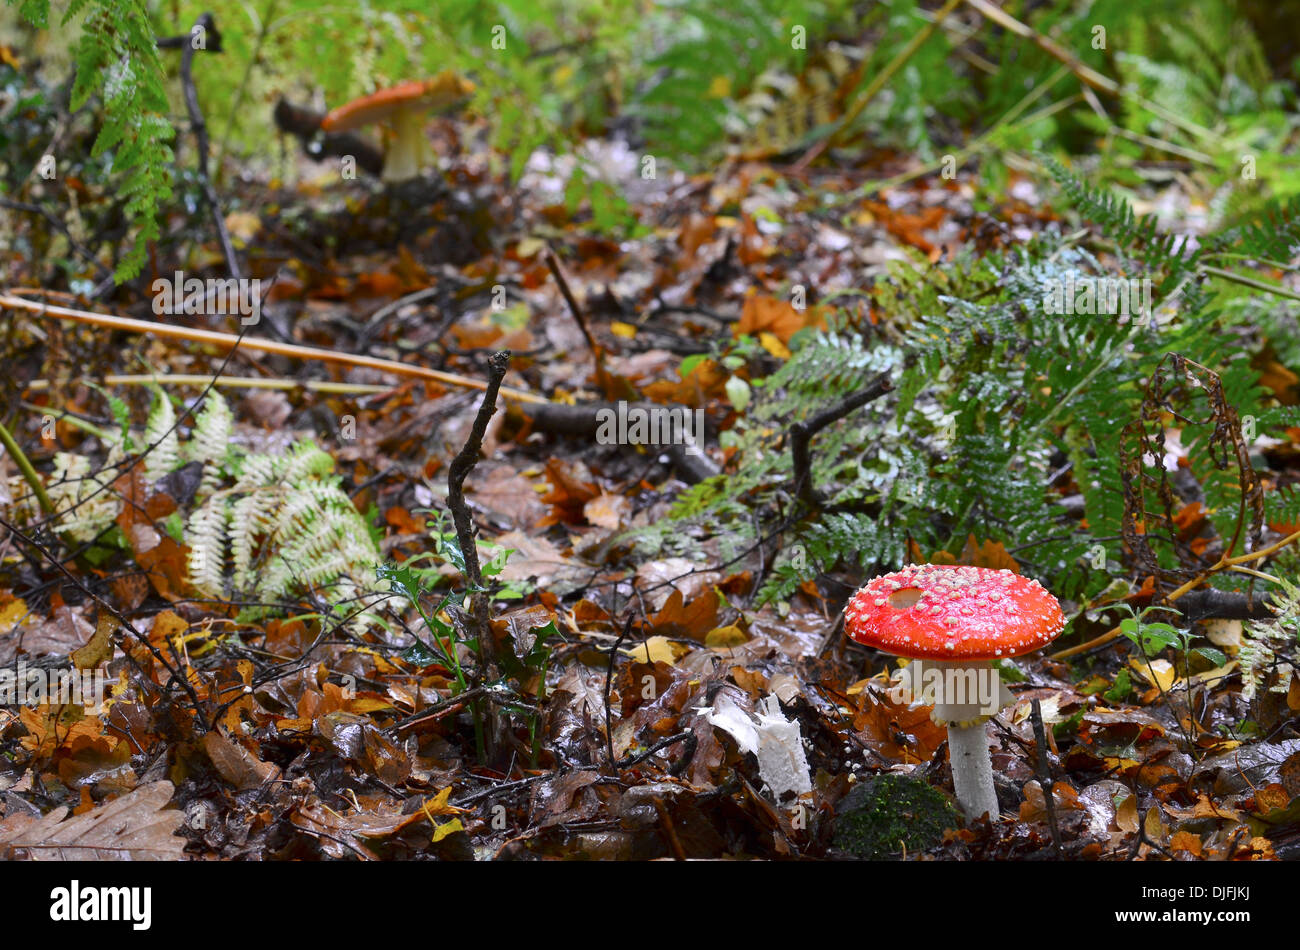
xmin=1030 ymin=698 xmax=1062 ymax=855
xmin=0 ymin=293 xmax=545 ymax=404
xmin=545 ymin=247 xmax=612 ymax=389
xmin=790 ymin=371 xmax=892 ymax=508
xmin=604 ymin=616 xmax=634 ymax=772
xmin=447 ymin=350 xmax=512 ymax=758
xmin=159 ymin=13 xmax=241 ymax=280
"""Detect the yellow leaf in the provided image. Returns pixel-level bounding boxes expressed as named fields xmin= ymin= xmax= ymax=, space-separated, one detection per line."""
xmin=431 ymin=818 xmax=464 ymax=843
xmin=515 ymin=237 xmax=544 ymax=258
xmin=224 ymin=211 xmax=261 ymax=244
xmin=610 ymin=321 xmax=638 ymax=339
xmin=1143 ymin=805 xmax=1165 ymax=842
xmin=1115 ymin=794 xmax=1139 ymax=833
xmin=423 ymin=786 xmax=465 ymax=816
xmin=0 ymin=598 xmax=29 ymax=628
xmin=704 ymin=624 xmax=749 ymax=648
xmin=346 ymin=696 xmax=395 ymax=714
xmin=845 ymin=676 xmax=873 ymax=695
xmin=758 ymin=331 xmax=791 ymax=360
xmin=1186 ymin=660 xmax=1237 ymax=689
xmin=72 ymin=612 xmax=118 ymax=671
xmin=620 ymin=635 xmax=687 ymax=665
xmin=707 ymin=76 xmax=732 ymax=99
xmin=1128 ymin=657 xmax=1177 ymax=692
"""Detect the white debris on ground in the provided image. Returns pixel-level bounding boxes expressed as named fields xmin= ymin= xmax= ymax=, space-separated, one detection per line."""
xmin=702 ymin=693 xmax=812 ymax=799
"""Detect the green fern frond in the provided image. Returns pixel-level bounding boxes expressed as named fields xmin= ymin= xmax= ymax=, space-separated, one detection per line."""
xmin=188 ymin=392 xmax=234 ymax=494
xmin=143 ymin=388 xmax=181 ymax=482
xmin=1242 ymin=577 xmax=1300 ymax=701
xmin=10 ymin=0 xmax=174 ymax=281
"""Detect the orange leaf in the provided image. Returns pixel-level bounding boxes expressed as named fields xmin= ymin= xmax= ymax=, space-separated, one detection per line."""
xmin=646 ymin=589 xmax=719 ymax=641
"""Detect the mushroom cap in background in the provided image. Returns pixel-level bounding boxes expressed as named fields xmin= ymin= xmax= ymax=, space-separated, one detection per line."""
xmin=321 ymin=70 xmax=476 ymax=133
xmin=844 ymin=564 xmax=1065 ymax=660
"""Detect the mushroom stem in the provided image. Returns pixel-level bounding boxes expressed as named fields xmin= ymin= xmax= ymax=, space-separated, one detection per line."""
xmin=946 ymin=721 xmax=998 ymax=821
xmin=382 ymin=106 xmax=428 ymax=183
xmin=922 ymin=659 xmax=1007 ymax=821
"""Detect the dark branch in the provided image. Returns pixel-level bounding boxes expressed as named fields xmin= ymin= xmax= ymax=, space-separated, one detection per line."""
xmin=1174 ymin=589 xmax=1277 ymax=622
xmin=522 ymin=400 xmax=721 ymax=484
xmin=447 ymin=351 xmax=512 ymax=757
xmin=159 ymin=13 xmax=241 ymax=280
xmin=791 ymin=371 xmax=893 ymax=508
xmin=272 ymin=99 xmax=385 ymax=178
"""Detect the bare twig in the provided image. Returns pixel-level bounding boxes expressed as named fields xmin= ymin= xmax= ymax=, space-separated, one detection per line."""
xmin=447 ymin=350 xmax=512 ymax=758
xmin=386 ymin=685 xmax=491 ymax=734
xmin=604 ymin=616 xmax=634 ymax=772
xmin=158 ymin=13 xmax=241 ymax=280
xmin=1030 ymin=698 xmax=1062 ymax=855
xmin=0 ymin=293 xmax=545 ymax=404
xmin=618 ymin=730 xmax=694 ymax=770
xmin=544 ymin=247 xmax=610 ymax=385
xmin=790 ymin=371 xmax=892 ymax=508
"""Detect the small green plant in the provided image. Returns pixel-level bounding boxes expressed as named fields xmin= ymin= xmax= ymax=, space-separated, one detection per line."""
xmin=631 ymin=156 xmax=1296 ymax=615
xmin=1114 ymin=603 xmax=1215 ymax=752
xmin=381 ymin=513 xmax=555 ymax=764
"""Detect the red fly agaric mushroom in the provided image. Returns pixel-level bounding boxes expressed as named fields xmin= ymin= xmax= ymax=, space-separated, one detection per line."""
xmin=844 ymin=564 xmax=1065 ymax=821
xmin=320 ymin=70 xmax=475 ymax=184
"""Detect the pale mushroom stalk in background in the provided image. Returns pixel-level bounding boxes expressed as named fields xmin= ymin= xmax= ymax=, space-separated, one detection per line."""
xmin=320 ymin=71 xmax=475 ymax=184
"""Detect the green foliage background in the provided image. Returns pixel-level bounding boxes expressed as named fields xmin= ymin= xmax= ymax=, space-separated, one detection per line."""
xmin=3 ymin=0 xmax=1298 ymax=282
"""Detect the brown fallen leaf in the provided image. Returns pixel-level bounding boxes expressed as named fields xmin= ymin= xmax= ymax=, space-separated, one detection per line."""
xmin=202 ymin=731 xmax=281 ymax=791
xmin=583 ymin=491 xmax=630 ymax=530
xmin=0 ymin=780 xmax=185 ymax=860
xmin=733 ymin=294 xmax=826 ymax=345
xmin=290 ymin=798 xmax=429 ymax=859
xmin=71 ymin=611 xmax=118 ymax=671
xmin=645 ymin=589 xmax=720 ymax=641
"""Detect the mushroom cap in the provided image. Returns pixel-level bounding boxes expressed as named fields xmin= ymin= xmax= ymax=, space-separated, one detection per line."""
xmin=321 ymin=71 xmax=476 ymax=133
xmin=844 ymin=564 xmax=1065 ymax=660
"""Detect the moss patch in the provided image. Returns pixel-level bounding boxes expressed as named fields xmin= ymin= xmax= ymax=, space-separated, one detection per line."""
xmin=831 ymin=774 xmax=960 ymax=859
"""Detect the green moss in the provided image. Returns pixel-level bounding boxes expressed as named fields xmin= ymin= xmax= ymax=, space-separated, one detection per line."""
xmin=831 ymin=774 xmax=960 ymax=859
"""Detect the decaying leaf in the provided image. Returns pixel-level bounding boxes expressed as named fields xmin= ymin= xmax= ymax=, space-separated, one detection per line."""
xmin=0 ymin=781 xmax=185 ymax=860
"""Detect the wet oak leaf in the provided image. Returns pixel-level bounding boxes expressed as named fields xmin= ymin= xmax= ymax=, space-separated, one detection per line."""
xmin=848 ymin=687 xmax=947 ymax=764
xmin=289 ymin=799 xmax=426 ymax=858
xmin=538 ymin=459 xmax=600 ymax=526
xmin=202 ymin=731 xmax=280 ymax=791
xmin=469 ymin=465 xmax=547 ymax=531
xmin=13 ymin=606 xmax=94 ymax=659
xmin=492 ymin=530 xmax=591 ymax=592
xmin=0 ymin=780 xmax=185 ymax=860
